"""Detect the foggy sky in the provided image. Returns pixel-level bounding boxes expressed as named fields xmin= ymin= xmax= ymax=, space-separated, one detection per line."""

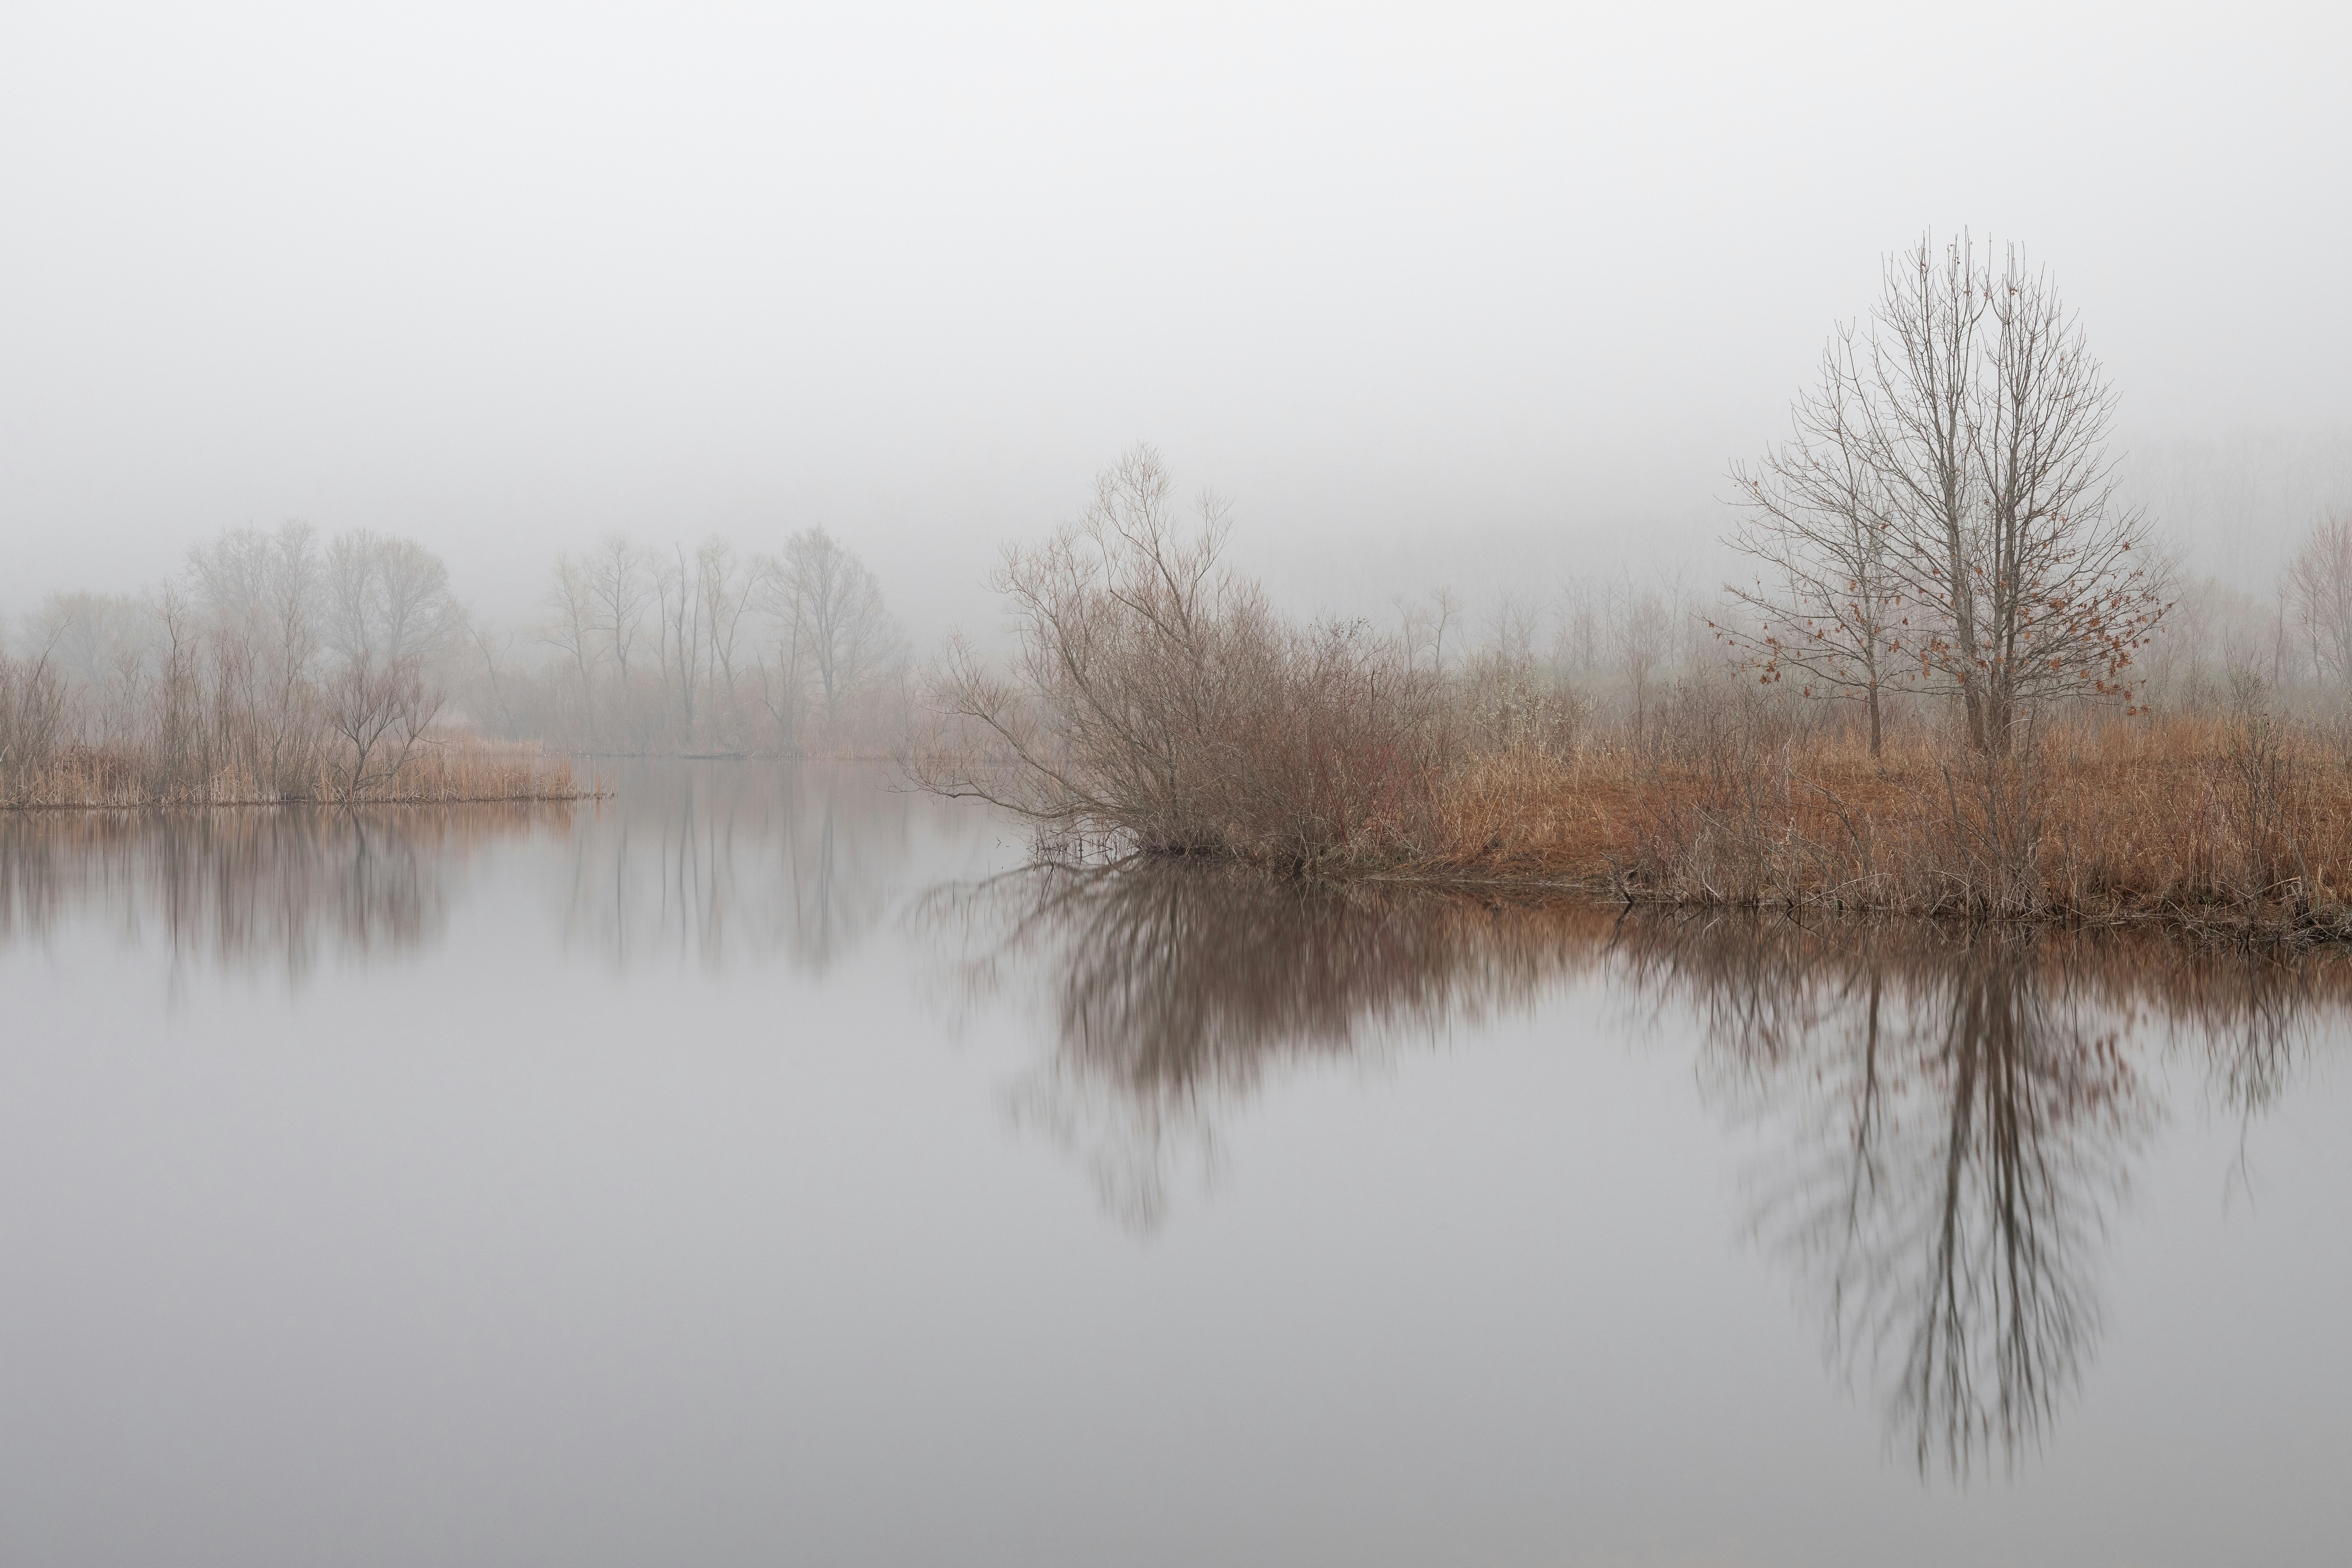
xmin=5 ymin=2 xmax=2348 ymax=639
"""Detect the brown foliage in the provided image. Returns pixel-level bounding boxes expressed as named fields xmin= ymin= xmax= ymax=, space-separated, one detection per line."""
xmin=1429 ymin=699 xmax=2352 ymax=934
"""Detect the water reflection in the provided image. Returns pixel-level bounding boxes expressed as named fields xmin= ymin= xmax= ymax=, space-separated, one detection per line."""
xmin=0 ymin=762 xmax=922 ymax=980
xmin=1642 ymin=921 xmax=2147 ymax=1478
xmin=555 ymin=762 xmax=914 ymax=971
xmin=944 ymin=866 xmax=2348 ymax=1476
xmin=0 ymin=805 xmax=559 ymax=980
xmin=929 ymin=864 xmax=1618 ymax=1228
xmin=7 ymin=778 xmax=2343 ymax=1491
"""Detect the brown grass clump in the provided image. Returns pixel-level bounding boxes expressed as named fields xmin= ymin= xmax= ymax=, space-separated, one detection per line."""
xmin=1423 ymin=703 xmax=2352 ymax=937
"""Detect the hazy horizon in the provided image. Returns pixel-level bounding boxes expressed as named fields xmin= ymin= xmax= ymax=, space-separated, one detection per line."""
xmin=7 ymin=3 xmax=2350 ymax=640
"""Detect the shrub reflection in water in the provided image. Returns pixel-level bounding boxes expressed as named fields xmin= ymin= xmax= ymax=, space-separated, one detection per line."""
xmin=937 ymin=864 xmax=2345 ymax=1477
xmin=8 ymin=774 xmax=2340 ymax=1486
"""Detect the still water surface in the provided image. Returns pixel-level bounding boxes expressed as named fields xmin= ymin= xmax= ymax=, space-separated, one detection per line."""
xmin=4 ymin=763 xmax=2347 ymax=1566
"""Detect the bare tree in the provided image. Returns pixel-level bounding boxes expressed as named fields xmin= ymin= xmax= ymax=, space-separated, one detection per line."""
xmin=2283 ymin=511 xmax=2352 ymax=692
xmin=152 ymin=585 xmax=206 ymax=790
xmin=656 ymin=541 xmax=706 ymax=745
xmin=189 ymin=522 xmax=325 ymax=786
xmin=324 ymin=530 xmax=457 ymax=668
xmin=1554 ymin=579 xmax=1604 ymax=680
xmin=1731 ymin=236 xmax=2167 ymax=754
xmin=1489 ymin=590 xmax=1540 ymax=668
xmin=1394 ymin=586 xmax=1461 ymax=677
xmin=1869 ymin=236 xmax=2166 ymax=750
xmin=467 ymin=616 xmax=520 ymax=737
xmin=0 ymin=631 xmax=70 ymax=787
xmin=698 ymin=536 xmax=761 ymax=748
xmin=32 ymin=592 xmax=155 ymax=747
xmin=1722 ymin=329 xmax=1905 ymax=755
xmin=538 ymin=551 xmax=603 ymax=744
xmin=766 ymin=526 xmax=898 ymax=735
xmin=587 ymin=532 xmax=651 ymax=700
xmin=915 ymin=444 xmax=1263 ymax=843
xmin=913 ymin=443 xmax=1447 ymax=863
xmin=1611 ymin=575 xmax=1676 ymax=737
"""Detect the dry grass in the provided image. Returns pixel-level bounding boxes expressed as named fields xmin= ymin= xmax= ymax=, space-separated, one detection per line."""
xmin=0 ymin=740 xmax=596 ymax=809
xmin=1419 ymin=709 xmax=2352 ymax=936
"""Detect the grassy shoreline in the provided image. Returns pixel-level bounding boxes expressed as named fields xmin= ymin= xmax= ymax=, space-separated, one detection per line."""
xmin=0 ymin=742 xmax=599 ymax=810
xmin=1088 ymin=712 xmax=2352 ymax=946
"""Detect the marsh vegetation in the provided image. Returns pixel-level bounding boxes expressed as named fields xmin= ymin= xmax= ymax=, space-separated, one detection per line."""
xmin=10 ymin=236 xmax=2352 ymax=949
xmin=2 ymin=527 xmax=578 ymax=806
xmin=913 ymin=243 xmax=2352 ymax=938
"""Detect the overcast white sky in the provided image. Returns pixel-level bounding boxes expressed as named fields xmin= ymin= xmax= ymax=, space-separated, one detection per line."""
xmin=5 ymin=1 xmax=2348 ymax=638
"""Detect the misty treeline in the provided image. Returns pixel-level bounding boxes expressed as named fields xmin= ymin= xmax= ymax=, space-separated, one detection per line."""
xmin=918 ymin=239 xmax=2352 ymax=932
xmin=0 ymin=519 xmax=905 ymax=805
xmin=503 ymin=527 xmax=907 ymax=755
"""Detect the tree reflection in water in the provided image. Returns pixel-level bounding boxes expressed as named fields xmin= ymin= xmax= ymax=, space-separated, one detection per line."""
xmin=940 ymin=866 xmax=2351 ymax=1476
xmin=1639 ymin=921 xmax=2142 ymax=1478
xmin=0 ymin=763 xmax=922 ymax=980
xmin=0 ymin=804 xmax=558 ymax=981
xmin=555 ymin=761 xmax=913 ymax=972
xmin=1633 ymin=916 xmax=2352 ymax=1476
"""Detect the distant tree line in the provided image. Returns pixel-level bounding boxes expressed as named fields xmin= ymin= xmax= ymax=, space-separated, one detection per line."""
xmin=0 ymin=519 xmax=906 ymax=802
xmin=6 ymin=524 xmax=478 ymax=802
xmin=497 ymin=525 xmax=905 ymax=755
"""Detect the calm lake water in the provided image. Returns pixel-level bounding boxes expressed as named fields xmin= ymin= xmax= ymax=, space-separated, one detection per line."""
xmin=4 ymin=762 xmax=2347 ymax=1567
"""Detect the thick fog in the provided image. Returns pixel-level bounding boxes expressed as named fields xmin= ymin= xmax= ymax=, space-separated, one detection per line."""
xmin=5 ymin=2 xmax=2348 ymax=639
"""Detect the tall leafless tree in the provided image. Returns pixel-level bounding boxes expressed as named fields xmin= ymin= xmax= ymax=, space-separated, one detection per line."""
xmin=189 ymin=522 xmax=326 ymax=787
xmin=1729 ymin=235 xmax=2168 ymax=753
xmin=1723 ymin=328 xmax=1905 ymax=754
xmin=324 ymin=530 xmax=457 ymax=668
xmin=766 ymin=526 xmax=898 ymax=733
xmin=657 ymin=541 xmax=707 ymax=745
xmin=587 ymin=532 xmax=651 ymax=696
xmin=2283 ymin=511 xmax=2352 ymax=692
xmin=1880 ymin=237 xmax=2166 ymax=748
xmin=1611 ymin=575 xmax=1679 ymax=740
xmin=1395 ymin=587 xmax=1462 ymax=678
xmin=697 ymin=536 xmax=761 ymax=748
xmin=538 ymin=551 xmax=604 ymax=744
xmin=33 ymin=592 xmax=157 ymax=748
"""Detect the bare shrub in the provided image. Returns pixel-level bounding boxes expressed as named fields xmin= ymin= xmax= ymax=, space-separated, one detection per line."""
xmin=324 ymin=656 xmax=445 ymax=802
xmin=0 ymin=647 xmax=71 ymax=795
xmin=915 ymin=445 xmax=1444 ymax=866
